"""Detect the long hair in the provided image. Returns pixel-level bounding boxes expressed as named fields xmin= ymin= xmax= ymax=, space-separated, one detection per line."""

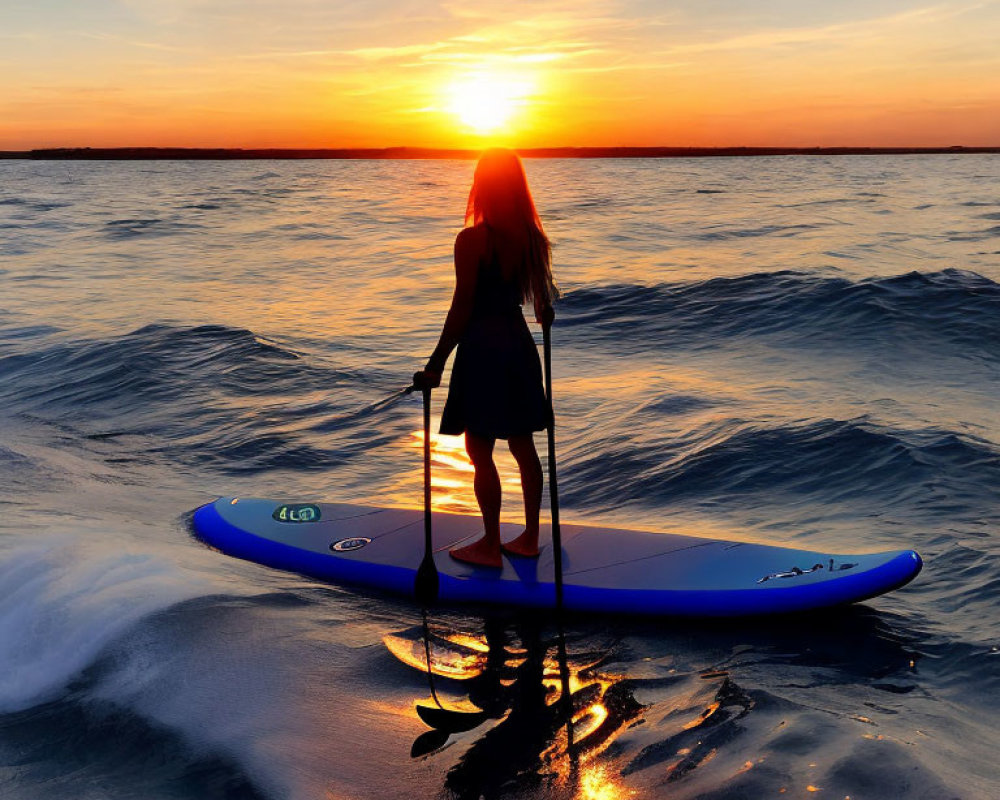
xmin=464 ymin=148 xmax=558 ymax=308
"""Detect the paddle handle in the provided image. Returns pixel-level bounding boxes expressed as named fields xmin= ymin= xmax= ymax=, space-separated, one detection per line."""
xmin=543 ymin=322 xmax=564 ymax=608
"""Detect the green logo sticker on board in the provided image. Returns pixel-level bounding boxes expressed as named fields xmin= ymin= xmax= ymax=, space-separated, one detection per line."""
xmin=272 ymin=503 xmax=321 ymax=523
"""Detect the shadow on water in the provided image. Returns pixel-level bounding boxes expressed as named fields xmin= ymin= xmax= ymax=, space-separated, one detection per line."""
xmin=386 ymin=611 xmax=643 ymax=800
xmin=385 ymin=603 xmax=932 ymax=800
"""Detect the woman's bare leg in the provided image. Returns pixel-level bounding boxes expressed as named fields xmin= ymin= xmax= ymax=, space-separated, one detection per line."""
xmin=449 ymin=433 xmax=503 ymax=567
xmin=503 ymin=434 xmax=542 ymax=557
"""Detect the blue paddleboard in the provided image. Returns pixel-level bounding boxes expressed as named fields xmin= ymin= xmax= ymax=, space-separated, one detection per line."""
xmin=192 ymin=498 xmax=921 ymax=616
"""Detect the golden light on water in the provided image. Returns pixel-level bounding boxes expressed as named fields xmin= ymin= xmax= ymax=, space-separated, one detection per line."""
xmin=382 ymin=634 xmax=486 ymax=680
xmin=444 ymin=633 xmax=491 ymax=653
xmin=683 ymin=700 xmax=721 ymax=730
xmin=405 ymin=429 xmax=523 ymax=513
xmin=573 ymin=703 xmax=610 ymax=741
xmin=414 ymin=430 xmax=473 ymax=473
xmin=389 ymin=625 xmax=635 ymax=795
xmin=578 ymin=764 xmax=631 ymax=800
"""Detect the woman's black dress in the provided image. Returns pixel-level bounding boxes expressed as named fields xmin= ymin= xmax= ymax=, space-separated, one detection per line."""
xmin=439 ymin=232 xmax=549 ymax=440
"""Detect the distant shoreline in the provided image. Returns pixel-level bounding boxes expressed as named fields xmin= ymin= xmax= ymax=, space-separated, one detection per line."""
xmin=2 ymin=146 xmax=999 ymax=161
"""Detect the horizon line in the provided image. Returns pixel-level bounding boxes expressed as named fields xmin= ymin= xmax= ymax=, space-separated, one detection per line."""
xmin=3 ymin=145 xmax=1000 ymax=161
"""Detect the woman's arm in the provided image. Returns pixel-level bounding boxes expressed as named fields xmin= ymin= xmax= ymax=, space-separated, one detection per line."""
xmin=418 ymin=228 xmax=482 ymax=386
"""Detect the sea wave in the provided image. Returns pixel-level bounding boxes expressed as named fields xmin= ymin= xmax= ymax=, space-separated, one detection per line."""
xmin=0 ymin=323 xmax=411 ymax=475
xmin=558 ymin=269 xmax=1000 ymax=356
xmin=2 ymin=157 xmax=999 ymax=799
xmin=0 ymin=537 xmax=321 ymax=799
xmin=102 ymin=218 xmax=206 ymax=239
xmin=561 ymin=414 xmax=1000 ymax=519
xmin=0 ymin=323 xmax=351 ymax=414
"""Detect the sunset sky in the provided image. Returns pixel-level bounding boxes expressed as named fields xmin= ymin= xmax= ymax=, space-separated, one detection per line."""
xmin=2 ymin=0 xmax=998 ymax=150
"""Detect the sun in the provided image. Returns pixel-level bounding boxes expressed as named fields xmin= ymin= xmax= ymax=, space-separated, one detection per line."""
xmin=447 ymin=71 xmax=532 ymax=135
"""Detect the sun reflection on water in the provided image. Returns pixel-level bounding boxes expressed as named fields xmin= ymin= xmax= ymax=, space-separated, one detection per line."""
xmin=385 ymin=427 xmax=525 ymax=515
xmin=578 ymin=763 xmax=632 ymax=800
xmin=386 ymin=622 xmax=644 ymax=800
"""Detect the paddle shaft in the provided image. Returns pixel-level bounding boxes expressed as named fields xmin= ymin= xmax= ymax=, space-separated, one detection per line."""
xmin=413 ymin=384 xmax=439 ymax=604
xmin=542 ymin=323 xmax=565 ymax=608
xmin=423 ymin=386 xmax=432 ymax=552
xmin=555 ymin=616 xmax=577 ymax=765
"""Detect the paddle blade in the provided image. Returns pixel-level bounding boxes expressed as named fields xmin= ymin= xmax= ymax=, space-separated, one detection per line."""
xmin=415 ymin=553 xmax=439 ymax=606
xmin=416 ymin=703 xmax=490 ymax=733
xmin=410 ymin=728 xmax=450 ymax=758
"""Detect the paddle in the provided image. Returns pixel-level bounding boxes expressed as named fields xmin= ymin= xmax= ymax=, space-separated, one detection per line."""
xmin=412 ymin=380 xmax=440 ymax=605
xmin=554 ymin=615 xmax=577 ymax=770
xmin=542 ymin=320 xmax=565 ymax=609
xmin=416 ymin=702 xmax=490 ymax=733
xmin=413 ymin=608 xmax=490 ymax=756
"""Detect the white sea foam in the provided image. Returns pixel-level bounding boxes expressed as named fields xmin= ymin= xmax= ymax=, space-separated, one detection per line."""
xmin=0 ymin=529 xmax=337 ymax=798
xmin=91 ymin=609 xmax=305 ymax=799
xmin=0 ymin=535 xmax=213 ymax=713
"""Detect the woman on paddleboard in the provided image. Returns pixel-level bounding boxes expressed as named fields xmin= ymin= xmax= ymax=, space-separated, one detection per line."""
xmin=414 ymin=148 xmax=557 ymax=568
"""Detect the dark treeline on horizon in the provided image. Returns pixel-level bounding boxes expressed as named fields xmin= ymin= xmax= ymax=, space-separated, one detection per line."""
xmin=2 ymin=145 xmax=999 ymax=160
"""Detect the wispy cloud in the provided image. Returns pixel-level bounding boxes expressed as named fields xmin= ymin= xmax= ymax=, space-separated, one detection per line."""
xmin=654 ymin=2 xmax=996 ymax=57
xmin=73 ymin=30 xmax=186 ymax=53
xmin=341 ymin=42 xmax=451 ymax=61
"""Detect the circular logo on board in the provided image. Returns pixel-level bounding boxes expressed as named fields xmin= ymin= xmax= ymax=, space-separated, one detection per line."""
xmin=330 ymin=537 xmax=371 ymax=552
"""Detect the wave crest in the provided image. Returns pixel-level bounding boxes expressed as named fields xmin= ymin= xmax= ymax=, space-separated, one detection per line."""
xmin=562 ymin=415 xmax=1000 ymax=514
xmin=559 ymin=269 xmax=1000 ymax=356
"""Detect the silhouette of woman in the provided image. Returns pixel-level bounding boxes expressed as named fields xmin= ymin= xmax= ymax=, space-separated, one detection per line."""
xmin=414 ymin=148 xmax=557 ymax=567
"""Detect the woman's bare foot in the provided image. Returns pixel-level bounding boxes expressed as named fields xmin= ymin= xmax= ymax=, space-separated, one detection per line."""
xmin=500 ymin=530 xmax=540 ymax=558
xmin=449 ymin=537 xmax=503 ymax=568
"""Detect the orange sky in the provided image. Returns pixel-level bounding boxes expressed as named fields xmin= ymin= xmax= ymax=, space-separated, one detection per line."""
xmin=2 ymin=1 xmax=999 ymax=149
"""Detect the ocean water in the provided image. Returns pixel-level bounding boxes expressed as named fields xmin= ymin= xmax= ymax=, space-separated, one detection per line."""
xmin=1 ymin=155 xmax=998 ymax=799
